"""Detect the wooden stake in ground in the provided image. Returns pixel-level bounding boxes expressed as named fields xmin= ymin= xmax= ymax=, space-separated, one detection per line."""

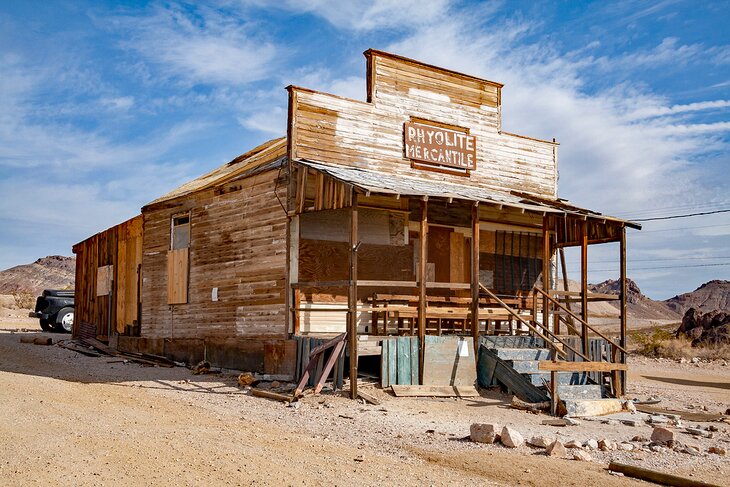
xmin=608 ymin=462 xmax=723 ymax=487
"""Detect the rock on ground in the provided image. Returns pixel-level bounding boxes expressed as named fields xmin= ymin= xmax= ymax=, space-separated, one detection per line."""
xmin=651 ymin=426 xmax=675 ymax=446
xmin=470 ymin=423 xmax=500 ymax=444
xmin=501 ymin=427 xmax=524 ymax=448
xmin=546 ymin=440 xmax=568 ymax=458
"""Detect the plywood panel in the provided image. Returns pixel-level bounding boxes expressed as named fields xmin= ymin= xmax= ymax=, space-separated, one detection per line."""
xmin=96 ymin=265 xmax=113 ymax=296
xmin=167 ymin=248 xmax=189 ymax=304
xmin=422 ymin=336 xmax=476 ymax=386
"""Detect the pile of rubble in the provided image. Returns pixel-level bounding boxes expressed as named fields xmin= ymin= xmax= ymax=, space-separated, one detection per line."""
xmin=469 ymin=414 xmax=727 ymax=462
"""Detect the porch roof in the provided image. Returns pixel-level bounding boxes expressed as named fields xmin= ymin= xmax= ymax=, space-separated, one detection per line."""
xmin=296 ymin=159 xmax=640 ymax=230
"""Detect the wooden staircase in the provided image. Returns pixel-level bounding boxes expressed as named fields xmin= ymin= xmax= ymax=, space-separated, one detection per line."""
xmin=476 ymin=284 xmax=627 ymax=416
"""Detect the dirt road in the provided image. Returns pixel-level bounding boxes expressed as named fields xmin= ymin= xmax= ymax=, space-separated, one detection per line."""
xmin=0 ymin=318 xmax=727 ymax=486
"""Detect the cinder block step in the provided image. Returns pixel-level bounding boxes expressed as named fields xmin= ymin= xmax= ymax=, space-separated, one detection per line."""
xmin=555 ymin=384 xmax=604 ymax=400
xmin=524 ymin=371 xmax=588 ymax=386
xmin=507 ymin=360 xmax=540 ymax=373
xmin=563 ymin=398 xmax=623 ymax=417
xmin=491 ymin=348 xmax=552 ymax=361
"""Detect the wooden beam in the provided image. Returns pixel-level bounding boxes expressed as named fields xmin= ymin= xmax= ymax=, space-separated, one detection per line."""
xmin=542 ymin=216 xmax=551 ymax=338
xmin=538 ymin=361 xmax=628 ymax=372
xmin=348 ymin=193 xmax=359 ymax=399
xmin=471 ymin=202 xmax=480 ymax=352
xmin=558 ymin=248 xmax=576 ymax=335
xmin=608 ymin=462 xmax=722 ymax=487
xmin=580 ymin=220 xmax=588 ymax=354
xmin=619 ymin=225 xmax=627 ymax=396
xmin=418 ymin=198 xmax=428 ymax=384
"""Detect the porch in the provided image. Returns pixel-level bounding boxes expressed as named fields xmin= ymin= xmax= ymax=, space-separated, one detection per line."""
xmin=287 ymin=161 xmax=639 ymax=402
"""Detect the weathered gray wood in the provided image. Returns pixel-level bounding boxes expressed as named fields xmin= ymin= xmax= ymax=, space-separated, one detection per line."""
xmin=391 ymin=385 xmax=479 ymax=398
xmin=608 ymin=462 xmax=722 ymax=487
xmin=477 ymin=346 xmax=549 ymax=403
xmin=410 ymin=336 xmax=419 ymax=385
xmin=422 ymin=336 xmax=476 ymax=386
xmin=396 ymin=337 xmax=411 ymax=385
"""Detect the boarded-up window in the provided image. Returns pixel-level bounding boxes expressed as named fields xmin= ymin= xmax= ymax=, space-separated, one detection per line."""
xmin=96 ymin=265 xmax=113 ymax=296
xmin=168 ymin=213 xmax=190 ymax=304
xmin=171 ymin=214 xmax=190 ymax=250
xmin=167 ymin=248 xmax=189 ymax=304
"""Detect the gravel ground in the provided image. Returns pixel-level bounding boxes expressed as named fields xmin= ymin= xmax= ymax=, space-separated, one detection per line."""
xmin=0 ymin=316 xmax=727 ymax=486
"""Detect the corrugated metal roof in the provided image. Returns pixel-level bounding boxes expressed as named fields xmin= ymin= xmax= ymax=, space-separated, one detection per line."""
xmin=296 ymin=159 xmax=640 ymax=229
xmin=145 ymin=137 xmax=286 ymax=207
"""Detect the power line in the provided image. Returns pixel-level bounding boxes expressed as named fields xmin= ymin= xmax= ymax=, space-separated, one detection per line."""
xmin=633 ymin=209 xmax=730 ymax=221
xmin=567 ymin=256 xmax=730 ymax=265
xmin=632 ymin=223 xmax=730 ymax=234
xmin=621 ymin=201 xmax=730 ymax=218
xmin=578 ymin=262 xmax=730 ymax=272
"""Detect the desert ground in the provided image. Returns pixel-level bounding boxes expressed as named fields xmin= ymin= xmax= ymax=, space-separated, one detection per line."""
xmin=0 ymin=312 xmax=727 ymax=486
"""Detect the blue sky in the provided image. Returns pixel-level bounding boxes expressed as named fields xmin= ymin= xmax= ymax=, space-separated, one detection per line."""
xmin=1 ymin=0 xmax=728 ymax=299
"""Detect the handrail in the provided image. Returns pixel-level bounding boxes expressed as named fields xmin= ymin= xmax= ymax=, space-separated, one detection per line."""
xmin=479 ymin=283 xmax=590 ymax=361
xmin=533 ymin=287 xmax=627 ymax=354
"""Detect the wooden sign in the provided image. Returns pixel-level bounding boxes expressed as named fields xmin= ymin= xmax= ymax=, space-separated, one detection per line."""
xmin=404 ymin=121 xmax=476 ymax=172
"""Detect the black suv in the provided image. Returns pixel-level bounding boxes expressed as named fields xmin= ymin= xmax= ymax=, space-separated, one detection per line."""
xmin=30 ymin=290 xmax=74 ymax=333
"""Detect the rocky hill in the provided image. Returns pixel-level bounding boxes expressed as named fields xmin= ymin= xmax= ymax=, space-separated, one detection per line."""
xmin=588 ymin=278 xmax=681 ymax=320
xmin=665 ymin=280 xmax=730 ymax=315
xmin=0 ymin=255 xmax=75 ymax=297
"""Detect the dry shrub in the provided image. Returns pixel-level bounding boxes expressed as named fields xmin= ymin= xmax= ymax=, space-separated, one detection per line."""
xmin=631 ymin=327 xmax=730 ymax=360
xmin=12 ymin=292 xmax=35 ymax=310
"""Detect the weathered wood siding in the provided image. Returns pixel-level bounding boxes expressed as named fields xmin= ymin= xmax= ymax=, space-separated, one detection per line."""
xmin=72 ymin=215 xmax=143 ymax=338
xmin=289 ymin=50 xmax=557 ymax=199
xmin=141 ymin=170 xmax=288 ymax=339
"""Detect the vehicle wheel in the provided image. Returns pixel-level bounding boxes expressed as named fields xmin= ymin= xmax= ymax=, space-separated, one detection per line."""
xmin=40 ymin=318 xmax=53 ymax=332
xmin=55 ymin=308 xmax=74 ymax=333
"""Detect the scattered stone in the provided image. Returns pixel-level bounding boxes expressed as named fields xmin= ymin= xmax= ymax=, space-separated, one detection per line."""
xmin=527 ymin=436 xmax=553 ymax=448
xmin=602 ymin=419 xmax=619 ymax=426
xmin=625 ymin=401 xmax=637 ymax=413
xmin=651 ymin=427 xmax=675 ymax=446
xmin=287 ymin=401 xmax=301 ymax=409
xmin=707 ymin=425 xmax=719 ymax=432
xmin=237 ymin=372 xmax=255 ymax=387
xmin=564 ymin=417 xmax=581 ymax=426
xmin=621 ymin=419 xmax=639 ymax=427
xmin=546 ymin=440 xmax=568 ymax=457
xmin=585 ymin=439 xmax=599 ymax=450
xmin=650 ymin=445 xmax=666 ymax=453
xmin=708 ymin=446 xmax=726 ymax=455
xmin=564 ymin=439 xmax=583 ymax=449
xmin=685 ymin=427 xmax=712 ymax=438
xmin=618 ymin=443 xmax=634 ymax=451
xmin=470 ymin=423 xmax=500 ymax=444
xmin=500 ymin=426 xmax=524 ymax=448
xmin=354 ymin=455 xmax=364 ymax=462
xmin=598 ymin=439 xmax=616 ymax=451
xmin=573 ymin=450 xmax=592 ymax=462
xmin=631 ymin=435 xmax=649 ymax=442
xmin=648 ymin=415 xmax=669 ymax=424
xmin=691 ymin=357 xmax=700 ymax=364
xmin=680 ymin=446 xmax=702 ymax=456
xmin=191 ymin=360 xmax=211 ymax=375
xmin=270 ymin=380 xmax=281 ymax=388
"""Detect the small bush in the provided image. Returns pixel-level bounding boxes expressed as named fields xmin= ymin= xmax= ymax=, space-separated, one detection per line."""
xmin=631 ymin=326 xmax=730 ymax=360
xmin=12 ymin=292 xmax=35 ymax=310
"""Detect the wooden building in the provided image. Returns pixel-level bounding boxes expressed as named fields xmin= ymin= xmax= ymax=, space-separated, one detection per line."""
xmin=73 ymin=50 xmax=639 ymax=399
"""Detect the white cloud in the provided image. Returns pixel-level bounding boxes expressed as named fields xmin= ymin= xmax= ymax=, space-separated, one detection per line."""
xmin=238 ymin=106 xmax=286 ymax=135
xmin=244 ymin=0 xmax=452 ymax=31
xmin=116 ymin=4 xmax=278 ymax=85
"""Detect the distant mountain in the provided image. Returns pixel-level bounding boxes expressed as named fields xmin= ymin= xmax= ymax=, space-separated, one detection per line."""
xmin=665 ymin=280 xmax=730 ymax=315
xmin=587 ymin=278 xmax=681 ymax=320
xmin=0 ymin=256 xmax=75 ymax=297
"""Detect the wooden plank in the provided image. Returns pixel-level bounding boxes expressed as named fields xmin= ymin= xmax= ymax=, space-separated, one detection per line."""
xmin=477 ymin=346 xmax=549 ymax=403
xmin=538 ymin=361 xmax=627 ymax=372
xmin=608 ymin=462 xmax=722 ymax=487
xmin=580 ymin=220 xmax=588 ymax=354
xmin=396 ymin=337 xmax=411 ymax=385
xmin=388 ymin=338 xmax=397 ymax=387
xmin=381 ymin=338 xmax=390 ymax=388
xmin=166 ymin=248 xmax=188 ymax=304
xmin=471 ymin=203 xmax=480 ymax=349
xmin=620 ymin=226 xmax=627 ymax=396
xmin=410 ymin=336 xmax=419 ymax=385
xmin=251 ymin=389 xmax=295 ymax=403
xmin=391 ymin=385 xmax=479 ymax=398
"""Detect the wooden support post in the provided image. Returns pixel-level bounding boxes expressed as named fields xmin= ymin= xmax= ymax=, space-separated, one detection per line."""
xmin=471 ymin=202 xmax=480 ymax=353
xmin=580 ymin=220 xmax=589 ymax=355
xmin=550 ymin=370 xmax=558 ymax=416
xmin=418 ymin=197 xmax=428 ymax=384
xmin=619 ymin=225 xmax=627 ymax=396
xmin=541 ymin=216 xmax=551 ymax=336
xmin=558 ymin=247 xmax=575 ymax=335
xmin=348 ymin=192 xmax=359 ymax=399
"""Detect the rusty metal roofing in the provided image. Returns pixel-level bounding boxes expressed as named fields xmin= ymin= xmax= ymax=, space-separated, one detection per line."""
xmin=145 ymin=137 xmax=286 ymax=207
xmin=296 ymin=159 xmax=640 ymax=229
